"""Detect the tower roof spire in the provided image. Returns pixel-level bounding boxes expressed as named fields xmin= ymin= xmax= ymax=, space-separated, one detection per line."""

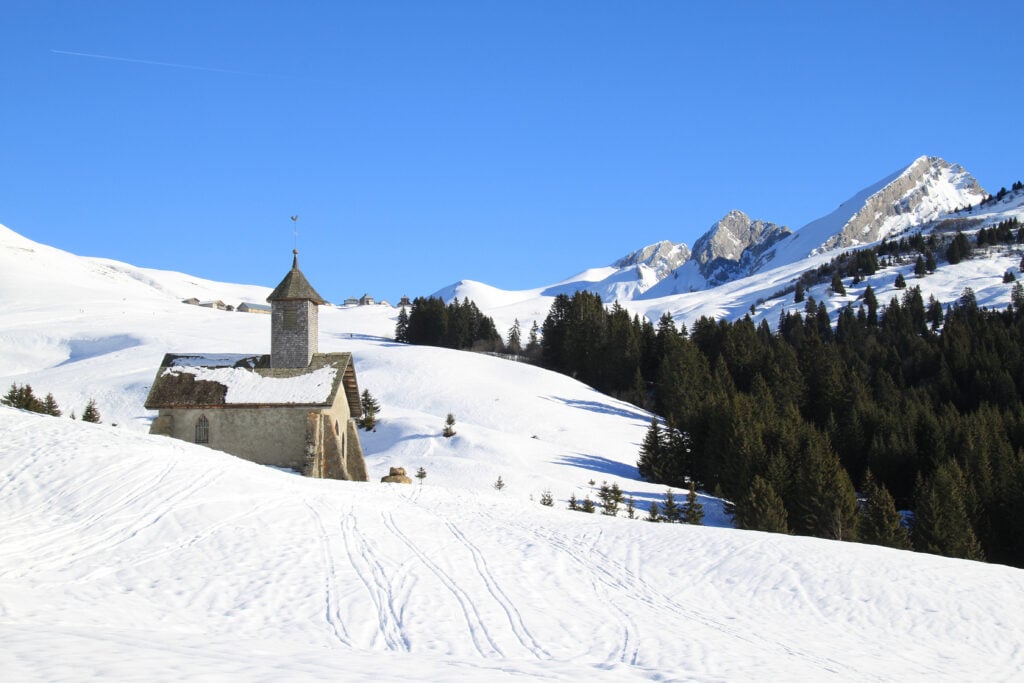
xmin=267 ymin=251 xmax=326 ymax=304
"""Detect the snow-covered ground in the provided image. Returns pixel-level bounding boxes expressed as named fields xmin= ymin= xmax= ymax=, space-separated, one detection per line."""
xmin=2 ymin=223 xmax=1024 ymax=680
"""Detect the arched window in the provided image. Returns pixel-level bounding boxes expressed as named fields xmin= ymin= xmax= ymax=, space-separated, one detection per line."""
xmin=195 ymin=415 xmax=209 ymax=444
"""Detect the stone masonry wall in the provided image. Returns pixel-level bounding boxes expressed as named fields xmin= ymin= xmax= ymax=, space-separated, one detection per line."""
xmin=271 ymin=300 xmax=318 ymax=368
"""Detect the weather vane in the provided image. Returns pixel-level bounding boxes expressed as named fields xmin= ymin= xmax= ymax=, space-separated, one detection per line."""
xmin=290 ymin=215 xmax=299 ymax=252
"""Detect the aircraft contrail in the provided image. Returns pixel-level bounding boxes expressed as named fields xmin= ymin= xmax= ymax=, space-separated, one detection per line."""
xmin=51 ymin=49 xmax=259 ymax=76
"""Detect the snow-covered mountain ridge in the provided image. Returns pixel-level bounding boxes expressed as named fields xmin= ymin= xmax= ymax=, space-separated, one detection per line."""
xmin=442 ymin=156 xmax=986 ymax=302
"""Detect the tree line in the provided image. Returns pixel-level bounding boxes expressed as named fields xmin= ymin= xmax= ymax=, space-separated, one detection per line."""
xmin=540 ymin=284 xmax=1024 ymax=566
xmin=3 ymin=383 xmax=101 ymax=423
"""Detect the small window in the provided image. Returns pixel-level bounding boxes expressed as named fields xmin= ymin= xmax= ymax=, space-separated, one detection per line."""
xmin=195 ymin=415 xmax=209 ymax=444
xmin=283 ymin=306 xmax=297 ymax=330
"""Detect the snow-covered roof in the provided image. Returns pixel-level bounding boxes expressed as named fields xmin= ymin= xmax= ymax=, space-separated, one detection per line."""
xmin=144 ymin=352 xmax=360 ymax=414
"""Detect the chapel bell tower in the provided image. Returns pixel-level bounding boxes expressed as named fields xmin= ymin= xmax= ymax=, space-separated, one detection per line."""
xmin=267 ymin=250 xmax=326 ymax=368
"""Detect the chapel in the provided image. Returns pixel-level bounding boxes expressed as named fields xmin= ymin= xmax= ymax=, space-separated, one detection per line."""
xmin=144 ymin=251 xmax=368 ymax=480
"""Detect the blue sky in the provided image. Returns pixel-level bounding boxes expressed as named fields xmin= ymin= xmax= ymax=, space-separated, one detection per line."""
xmin=2 ymin=2 xmax=1021 ymax=304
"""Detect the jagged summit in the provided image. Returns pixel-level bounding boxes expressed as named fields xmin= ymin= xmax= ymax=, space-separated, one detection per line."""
xmin=612 ymin=240 xmax=691 ymax=279
xmin=767 ymin=156 xmax=986 ymax=268
xmin=688 ymin=210 xmax=792 ymax=287
xmin=435 ymin=155 xmax=1006 ymax=312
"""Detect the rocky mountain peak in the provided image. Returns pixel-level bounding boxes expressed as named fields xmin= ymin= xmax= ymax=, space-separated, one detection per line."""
xmin=818 ymin=156 xmax=985 ymax=253
xmin=691 ymin=210 xmax=790 ymax=265
xmin=612 ymin=240 xmax=691 ymax=280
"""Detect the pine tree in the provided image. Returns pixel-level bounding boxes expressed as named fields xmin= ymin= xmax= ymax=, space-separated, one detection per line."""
xmin=794 ymin=281 xmax=805 ymax=304
xmin=415 ymin=466 xmax=427 ymax=482
xmin=914 ymin=256 xmax=928 ymax=277
xmin=540 ymin=489 xmax=554 ymax=506
xmin=912 ymin=462 xmax=985 ymax=561
xmin=734 ymin=475 xmax=789 ymax=533
xmin=636 ymin=418 xmax=666 ymax=482
xmin=358 ymin=389 xmax=381 ymax=430
xmin=682 ymin=481 xmax=705 ymax=525
xmin=597 ymin=481 xmax=623 ymax=516
xmin=1012 ymin=282 xmax=1024 ymax=312
xmin=81 ymin=398 xmax=101 ymax=424
xmin=863 ymin=285 xmax=879 ymax=326
xmin=493 ymin=475 xmax=505 ymax=491
xmin=525 ymin=320 xmax=541 ymax=358
xmin=830 ymin=272 xmax=846 ymax=296
xmin=2 ymin=383 xmax=42 ymax=412
xmin=859 ymin=470 xmax=911 ymax=550
xmin=894 ymin=272 xmax=907 ymax=289
xmin=646 ymin=500 xmax=661 ymax=522
xmin=626 ymin=495 xmax=636 ymax=519
xmin=661 ymin=489 xmax=681 ymax=523
xmin=567 ymin=493 xmax=579 ymax=511
xmin=442 ymin=413 xmax=456 ymax=438
xmin=40 ymin=393 xmax=61 ymax=417
xmin=581 ymin=495 xmax=596 ymax=513
xmin=506 ymin=318 xmax=522 ymax=355
xmin=394 ymin=306 xmax=410 ymax=342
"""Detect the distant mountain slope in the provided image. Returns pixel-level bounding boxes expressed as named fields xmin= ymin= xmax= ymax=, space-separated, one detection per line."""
xmin=437 ymin=155 xmax=999 ymax=314
xmin=765 ymin=156 xmax=986 ymax=268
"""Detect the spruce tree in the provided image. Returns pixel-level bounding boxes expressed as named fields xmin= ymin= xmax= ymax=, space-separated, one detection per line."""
xmin=358 ymin=389 xmax=381 ymax=430
xmin=661 ymin=489 xmax=681 ymax=523
xmin=415 ymin=466 xmax=427 ymax=482
xmin=493 ymin=475 xmax=505 ymax=491
xmin=506 ymin=319 xmax=522 ymax=355
xmin=597 ymin=481 xmax=623 ymax=516
xmin=442 ymin=413 xmax=456 ymax=438
xmin=860 ymin=470 xmax=911 ymax=550
xmin=581 ymin=495 xmax=596 ymax=513
xmin=914 ymin=256 xmax=928 ymax=277
xmin=912 ymin=462 xmax=985 ymax=561
xmin=831 ymin=272 xmax=846 ymax=296
xmin=394 ymin=306 xmax=410 ymax=342
xmin=567 ymin=493 xmax=579 ymax=511
xmin=525 ymin=321 xmax=541 ymax=358
xmin=81 ymin=399 xmax=101 ymax=424
xmin=636 ymin=418 xmax=666 ymax=482
xmin=894 ymin=273 xmax=907 ymax=289
xmin=2 ymin=383 xmax=42 ymax=412
xmin=734 ymin=476 xmax=789 ymax=533
xmin=682 ymin=481 xmax=705 ymax=525
xmin=40 ymin=393 xmax=61 ymax=417
xmin=540 ymin=489 xmax=554 ymax=506
xmin=626 ymin=495 xmax=636 ymax=519
xmin=646 ymin=500 xmax=661 ymax=522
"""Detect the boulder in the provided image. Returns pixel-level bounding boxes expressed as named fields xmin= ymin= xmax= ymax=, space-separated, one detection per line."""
xmin=381 ymin=466 xmax=412 ymax=484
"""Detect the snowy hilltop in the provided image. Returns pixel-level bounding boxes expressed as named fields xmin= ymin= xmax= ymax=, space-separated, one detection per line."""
xmin=2 ymin=219 xmax=1024 ymax=679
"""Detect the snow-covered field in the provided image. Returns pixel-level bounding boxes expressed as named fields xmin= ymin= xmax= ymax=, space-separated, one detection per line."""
xmin=2 ymin=223 xmax=1024 ymax=680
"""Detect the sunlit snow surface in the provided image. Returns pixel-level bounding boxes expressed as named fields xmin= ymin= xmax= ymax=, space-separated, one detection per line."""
xmin=2 ymin=222 xmax=1024 ymax=679
xmin=2 ymin=410 xmax=1024 ymax=681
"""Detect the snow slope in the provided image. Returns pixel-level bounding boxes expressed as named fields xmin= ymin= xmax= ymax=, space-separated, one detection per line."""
xmin=2 ymin=223 xmax=1024 ymax=679
xmin=3 ymin=409 xmax=1024 ymax=681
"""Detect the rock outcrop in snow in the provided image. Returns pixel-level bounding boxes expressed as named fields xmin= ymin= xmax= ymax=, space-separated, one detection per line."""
xmin=689 ymin=210 xmax=791 ymax=286
xmin=766 ymin=156 xmax=987 ymax=270
xmin=612 ymin=240 xmax=691 ymax=281
xmin=817 ymin=156 xmax=985 ymax=252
